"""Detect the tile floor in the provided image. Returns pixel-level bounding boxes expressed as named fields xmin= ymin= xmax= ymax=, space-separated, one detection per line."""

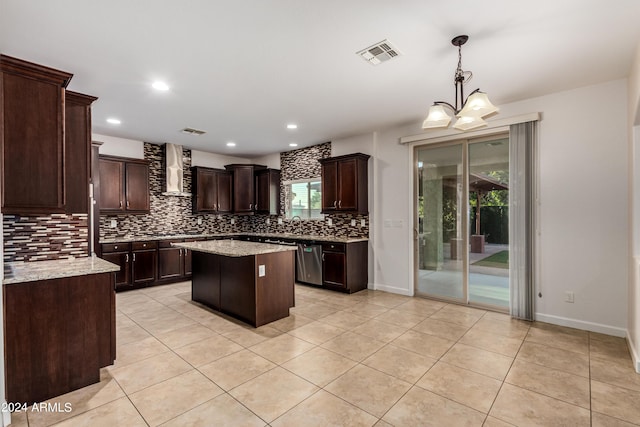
xmin=9 ymin=281 xmax=640 ymax=426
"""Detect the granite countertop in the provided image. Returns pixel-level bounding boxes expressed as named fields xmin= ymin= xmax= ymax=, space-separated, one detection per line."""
xmin=100 ymin=232 xmax=368 ymax=244
xmin=3 ymin=256 xmax=121 ymax=285
xmin=173 ymin=240 xmax=298 ymax=257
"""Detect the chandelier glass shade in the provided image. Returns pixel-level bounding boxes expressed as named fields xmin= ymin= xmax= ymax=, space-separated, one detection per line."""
xmin=422 ymin=35 xmax=499 ymax=131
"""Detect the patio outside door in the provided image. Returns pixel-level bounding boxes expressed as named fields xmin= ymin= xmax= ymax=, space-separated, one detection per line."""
xmin=415 ymin=135 xmax=509 ymax=310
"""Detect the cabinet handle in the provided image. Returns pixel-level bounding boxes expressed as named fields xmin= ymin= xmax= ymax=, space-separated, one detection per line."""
xmin=126 ymin=200 xmax=130 ymax=208
xmin=215 ymin=203 xmax=219 ymax=211
xmin=133 ymin=253 xmax=136 ymax=262
xmin=249 ymin=203 xmax=253 ymax=210
xmin=255 ymin=203 xmax=258 ymax=210
xmin=322 ymin=253 xmax=325 ymax=261
xmin=125 ymin=253 xmax=129 ymax=262
xmin=119 ymin=201 xmax=123 ymax=208
xmin=338 ymin=200 xmax=342 ymax=208
xmin=333 ymin=200 xmax=337 ymax=208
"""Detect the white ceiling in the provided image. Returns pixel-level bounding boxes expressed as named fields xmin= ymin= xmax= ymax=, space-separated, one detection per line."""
xmin=1 ymin=0 xmax=639 ymax=157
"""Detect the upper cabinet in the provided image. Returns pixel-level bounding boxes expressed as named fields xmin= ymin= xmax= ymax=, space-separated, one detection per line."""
xmin=0 ymin=55 xmax=73 ymax=214
xmin=192 ymin=167 xmax=232 ymax=214
xmin=99 ymin=156 xmax=150 ymax=214
xmin=224 ymin=164 xmax=266 ymax=214
xmin=65 ymin=91 xmax=98 ymax=214
xmin=255 ymin=169 xmax=281 ymax=215
xmin=319 ymin=153 xmax=370 ymax=215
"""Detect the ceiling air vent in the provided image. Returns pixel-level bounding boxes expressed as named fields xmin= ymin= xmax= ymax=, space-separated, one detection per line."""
xmin=357 ymin=39 xmax=401 ymax=65
xmin=181 ymin=127 xmax=206 ymax=136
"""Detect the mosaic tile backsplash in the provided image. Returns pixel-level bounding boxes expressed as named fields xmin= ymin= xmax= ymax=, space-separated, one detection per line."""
xmin=101 ymin=141 xmax=369 ymax=241
xmin=3 ymin=214 xmax=89 ymax=262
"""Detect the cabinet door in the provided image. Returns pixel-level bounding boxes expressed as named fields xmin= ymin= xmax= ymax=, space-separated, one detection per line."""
xmin=216 ymin=172 xmax=233 ymax=213
xmin=1 ymin=57 xmax=70 ymax=214
xmin=322 ymin=251 xmax=346 ymax=288
xmin=337 ymin=159 xmax=358 ymax=211
xmin=321 ymin=161 xmax=338 ymax=212
xmin=184 ymin=248 xmax=193 ymax=276
xmin=132 ymin=249 xmax=156 ymax=284
xmin=125 ymin=162 xmax=150 ymax=212
xmin=158 ymin=247 xmax=184 ymax=280
xmin=99 ymin=159 xmax=124 ymax=211
xmin=194 ymin=168 xmax=218 ymax=212
xmin=232 ymin=166 xmax=255 ymax=213
xmin=101 ymin=252 xmax=131 ymax=289
xmin=255 ymin=171 xmax=269 ymax=213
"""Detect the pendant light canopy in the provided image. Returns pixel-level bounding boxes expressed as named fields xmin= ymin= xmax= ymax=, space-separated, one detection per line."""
xmin=422 ymin=35 xmax=498 ymax=131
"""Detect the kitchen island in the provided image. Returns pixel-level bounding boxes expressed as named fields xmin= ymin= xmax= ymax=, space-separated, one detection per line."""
xmin=173 ymin=240 xmax=297 ymax=327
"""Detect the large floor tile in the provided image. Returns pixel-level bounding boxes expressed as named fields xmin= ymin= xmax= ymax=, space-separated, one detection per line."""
xmin=515 ymin=340 xmax=589 ymax=377
xmin=287 ymin=320 xmax=347 ymax=345
xmin=441 ymin=343 xmax=513 ymax=381
xmin=116 ymin=323 xmax=152 ymax=346
xmin=351 ymin=318 xmax=408 ymax=343
xmin=505 ymin=359 xmax=590 ymax=408
xmin=591 ymin=380 xmax=640 ymax=425
xmin=412 ymin=317 xmax=470 ymax=341
xmin=345 ymin=302 xmax=390 ymax=318
xmin=374 ymin=309 xmax=425 ymax=328
xmin=198 ymin=349 xmax=276 ymax=390
xmin=590 ymin=357 xmax=640 ymax=392
xmin=382 ymin=386 xmax=485 ymax=427
xmin=153 ymin=323 xmax=217 ymax=349
xmin=429 ymin=304 xmax=485 ymax=327
xmin=160 ymin=393 xmax=266 ymax=427
xmin=325 ymin=364 xmax=411 ymax=418
xmin=281 ymin=347 xmax=357 ymax=387
xmin=416 ymin=361 xmax=501 ymax=413
xmin=321 ymin=331 xmax=386 ymax=362
xmin=489 ymin=383 xmax=590 ymax=426
xmin=525 ymin=326 xmax=589 ymax=355
xmin=114 ymin=336 xmax=169 ymax=367
xmin=319 ymin=311 xmax=370 ymax=328
xmin=394 ymin=298 xmax=446 ymax=316
xmin=173 ymin=334 xmax=243 ymax=366
xmin=590 ymin=337 xmax=632 ymax=364
xmin=591 ymin=411 xmax=638 ymax=427
xmin=249 ymin=333 xmax=316 ymax=364
xmin=459 ymin=328 xmax=522 ymax=357
xmin=108 ymin=352 xmax=192 ymax=394
xmin=129 ymin=370 xmax=223 ymax=426
xmin=229 ymin=367 xmax=318 ymax=423
xmin=53 ymin=397 xmax=147 ymax=427
xmin=391 ymin=329 xmax=454 ymax=359
xmin=222 ymin=327 xmax=270 ymax=347
xmin=362 ymin=344 xmax=437 ymax=384
xmin=269 ymin=313 xmax=316 ymax=332
xmin=272 ymin=390 xmax=377 ymax=427
xmin=471 ymin=316 xmax=530 ymax=340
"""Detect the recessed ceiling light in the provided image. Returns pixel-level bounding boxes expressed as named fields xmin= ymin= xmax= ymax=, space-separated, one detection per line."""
xmin=152 ymin=81 xmax=170 ymax=91
xmin=286 ymin=124 xmax=298 ymax=129
xmin=226 ymin=142 xmax=236 ymax=147
xmin=289 ymin=143 xmax=298 ymax=147
xmin=106 ymin=118 xmax=121 ymax=125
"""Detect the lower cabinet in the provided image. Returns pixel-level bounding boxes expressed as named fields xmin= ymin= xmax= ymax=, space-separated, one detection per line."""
xmin=101 ymin=243 xmax=132 ymax=290
xmin=322 ymin=241 xmax=368 ymax=293
xmin=158 ymin=239 xmax=195 ymax=281
xmin=101 ymin=241 xmax=158 ymax=291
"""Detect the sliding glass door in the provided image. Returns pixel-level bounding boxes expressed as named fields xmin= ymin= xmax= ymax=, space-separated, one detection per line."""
xmin=415 ymin=135 xmax=509 ymax=310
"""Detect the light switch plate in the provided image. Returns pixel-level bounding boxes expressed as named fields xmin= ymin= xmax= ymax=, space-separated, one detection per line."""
xmin=258 ymin=265 xmax=266 ymax=277
xmin=110 ymin=219 xmax=117 ymax=228
xmin=230 ymin=218 xmax=235 ymax=224
xmin=197 ymin=217 xmax=202 ymax=225
xmin=351 ymin=219 xmax=356 ymax=226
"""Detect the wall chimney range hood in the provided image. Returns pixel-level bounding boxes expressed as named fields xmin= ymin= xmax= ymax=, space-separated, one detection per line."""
xmin=162 ymin=143 xmax=191 ymax=197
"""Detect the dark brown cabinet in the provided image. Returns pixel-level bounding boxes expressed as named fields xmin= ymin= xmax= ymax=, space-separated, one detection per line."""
xmin=322 ymin=241 xmax=368 ymax=293
xmin=158 ymin=239 xmax=195 ymax=280
xmin=132 ymin=241 xmax=157 ymax=284
xmin=0 ymin=55 xmax=72 ymax=214
xmin=319 ymin=153 xmax=370 ymax=215
xmin=225 ymin=164 xmax=266 ymax=214
xmin=101 ymin=242 xmax=132 ymax=290
xmin=255 ymin=169 xmax=281 ymax=215
xmin=99 ymin=156 xmax=150 ymax=213
xmin=65 ymin=91 xmax=98 ymax=214
xmin=4 ymin=272 xmax=115 ymax=404
xmin=192 ymin=167 xmax=232 ymax=213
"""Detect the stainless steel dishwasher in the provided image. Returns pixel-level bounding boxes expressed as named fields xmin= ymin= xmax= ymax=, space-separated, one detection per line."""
xmin=296 ymin=242 xmax=322 ymax=286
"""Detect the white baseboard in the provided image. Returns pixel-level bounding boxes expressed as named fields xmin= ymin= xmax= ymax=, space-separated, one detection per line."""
xmin=627 ymin=331 xmax=640 ymax=374
xmin=535 ymin=312 xmax=627 ymax=337
xmin=371 ymin=283 xmax=413 ymax=296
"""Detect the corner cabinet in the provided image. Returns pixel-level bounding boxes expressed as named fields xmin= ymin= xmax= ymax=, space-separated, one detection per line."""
xmin=255 ymin=169 xmax=281 ymax=215
xmin=0 ymin=55 xmax=73 ymax=214
xmin=319 ymin=153 xmax=370 ymax=215
xmin=99 ymin=156 xmax=150 ymax=214
xmin=192 ymin=167 xmax=232 ymax=214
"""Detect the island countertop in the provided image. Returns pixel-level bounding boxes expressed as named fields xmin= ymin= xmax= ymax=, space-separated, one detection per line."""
xmin=173 ymin=239 xmax=298 ymax=257
xmin=3 ymin=256 xmax=121 ymax=285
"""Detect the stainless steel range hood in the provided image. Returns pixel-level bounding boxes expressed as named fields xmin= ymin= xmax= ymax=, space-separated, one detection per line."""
xmin=162 ymin=143 xmax=191 ymax=197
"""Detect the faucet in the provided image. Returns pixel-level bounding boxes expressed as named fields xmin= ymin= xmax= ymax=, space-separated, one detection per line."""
xmin=290 ymin=216 xmax=302 ymax=235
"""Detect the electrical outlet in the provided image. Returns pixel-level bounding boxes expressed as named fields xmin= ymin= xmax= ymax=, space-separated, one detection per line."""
xmin=278 ymin=218 xmax=283 ymax=225
xmin=327 ymin=218 xmax=333 ymax=226
xmin=217 ymin=214 xmax=222 ymax=220
xmin=258 ymin=265 xmax=266 ymax=277
xmin=230 ymin=218 xmax=235 ymax=225
xmin=197 ymin=217 xmax=202 ymax=225
xmin=351 ymin=219 xmax=356 ymax=226
xmin=110 ymin=219 xmax=117 ymax=228
xmin=564 ymin=291 xmax=575 ymax=303
xmin=361 ymin=219 xmax=366 ymax=227
xmin=266 ymin=218 xmax=270 ymax=225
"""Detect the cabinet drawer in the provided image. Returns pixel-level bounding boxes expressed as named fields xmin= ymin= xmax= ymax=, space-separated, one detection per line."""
xmin=159 ymin=239 xmax=182 ymax=248
xmin=132 ymin=241 xmax=157 ymax=251
xmin=322 ymin=242 xmax=345 ymax=252
xmin=102 ymin=242 xmax=131 ymax=253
